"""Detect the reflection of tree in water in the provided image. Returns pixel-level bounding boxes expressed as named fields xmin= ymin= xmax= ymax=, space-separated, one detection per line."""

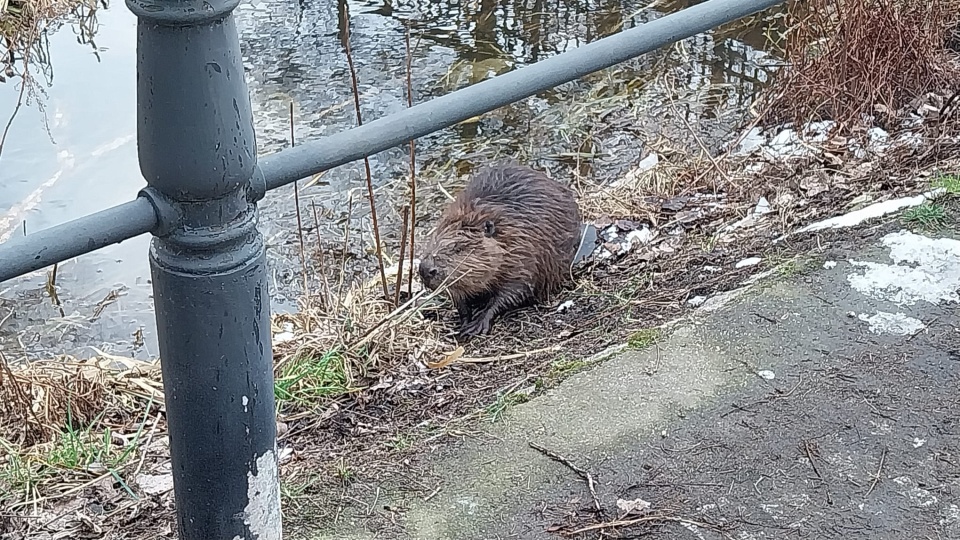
xmin=357 ymin=0 xmax=784 ymax=93
xmin=0 ymin=0 xmax=106 ymax=159
xmin=1 ymin=0 xmax=105 ymax=84
xmin=376 ymin=0 xmax=632 ymax=66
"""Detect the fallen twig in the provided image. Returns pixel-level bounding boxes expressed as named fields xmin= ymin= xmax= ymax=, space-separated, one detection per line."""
xmin=865 ymin=446 xmax=887 ymax=498
xmin=528 ymin=442 xmax=602 ymax=517
xmin=565 ymin=514 xmax=732 ymax=537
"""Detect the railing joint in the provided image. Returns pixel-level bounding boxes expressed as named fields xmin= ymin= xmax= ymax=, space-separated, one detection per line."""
xmin=248 ymin=164 xmax=267 ymax=203
xmin=137 ymin=187 xmax=181 ymax=238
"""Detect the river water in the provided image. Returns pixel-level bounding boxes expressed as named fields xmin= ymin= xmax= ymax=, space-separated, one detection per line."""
xmin=0 ymin=0 xmax=786 ymax=362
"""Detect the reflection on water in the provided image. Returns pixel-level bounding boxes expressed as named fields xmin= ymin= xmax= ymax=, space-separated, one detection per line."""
xmin=0 ymin=0 xmax=787 ymax=361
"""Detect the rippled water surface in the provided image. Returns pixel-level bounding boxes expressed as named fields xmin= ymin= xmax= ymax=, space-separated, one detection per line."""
xmin=0 ymin=0 xmax=787 ymax=361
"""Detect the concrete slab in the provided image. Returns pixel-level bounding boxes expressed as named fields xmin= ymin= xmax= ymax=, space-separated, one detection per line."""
xmin=310 ymin=227 xmax=960 ymax=539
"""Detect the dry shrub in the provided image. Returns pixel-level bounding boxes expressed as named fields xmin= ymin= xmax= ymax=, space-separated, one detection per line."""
xmin=764 ymin=0 xmax=960 ymax=132
xmin=0 ymin=355 xmax=106 ymax=447
xmin=270 ymin=268 xmax=456 ymax=419
xmin=0 ymin=352 xmax=163 ymax=450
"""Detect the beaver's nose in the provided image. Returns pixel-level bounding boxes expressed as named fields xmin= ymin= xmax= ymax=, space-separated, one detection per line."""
xmin=419 ymin=257 xmax=438 ymax=284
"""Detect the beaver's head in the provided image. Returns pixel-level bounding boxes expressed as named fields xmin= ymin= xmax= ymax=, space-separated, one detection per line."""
xmin=418 ymin=211 xmax=504 ymax=297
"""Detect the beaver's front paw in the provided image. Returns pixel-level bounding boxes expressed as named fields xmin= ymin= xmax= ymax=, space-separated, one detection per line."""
xmin=457 ymin=315 xmax=492 ymax=340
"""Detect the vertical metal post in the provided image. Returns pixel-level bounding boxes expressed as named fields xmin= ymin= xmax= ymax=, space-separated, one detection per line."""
xmin=125 ymin=0 xmax=280 ymax=538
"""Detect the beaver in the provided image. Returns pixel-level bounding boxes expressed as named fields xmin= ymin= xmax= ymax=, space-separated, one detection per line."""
xmin=418 ymin=162 xmax=582 ymax=338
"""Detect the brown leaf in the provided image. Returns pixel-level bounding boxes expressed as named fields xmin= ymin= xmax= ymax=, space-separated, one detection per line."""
xmin=427 ymin=346 xmax=464 ymax=369
xmin=593 ymin=216 xmax=614 ymax=229
xmin=602 ymin=242 xmax=621 ymax=255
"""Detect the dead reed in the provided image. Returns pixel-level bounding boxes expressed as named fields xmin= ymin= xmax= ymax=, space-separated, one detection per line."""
xmin=338 ymin=0 xmax=389 ymax=300
xmin=405 ymin=23 xmax=420 ymax=298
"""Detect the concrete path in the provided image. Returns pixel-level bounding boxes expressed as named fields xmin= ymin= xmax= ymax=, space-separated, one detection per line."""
xmin=313 ymin=224 xmax=960 ymax=540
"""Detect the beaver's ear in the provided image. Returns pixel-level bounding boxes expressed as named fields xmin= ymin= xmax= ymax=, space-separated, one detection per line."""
xmin=483 ymin=220 xmax=496 ymax=237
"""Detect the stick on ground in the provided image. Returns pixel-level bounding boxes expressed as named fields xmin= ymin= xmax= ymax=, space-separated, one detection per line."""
xmin=528 ymin=442 xmax=602 ymax=517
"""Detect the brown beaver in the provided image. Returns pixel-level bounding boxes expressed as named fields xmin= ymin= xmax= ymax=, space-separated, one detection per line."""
xmin=418 ymin=162 xmax=582 ymax=338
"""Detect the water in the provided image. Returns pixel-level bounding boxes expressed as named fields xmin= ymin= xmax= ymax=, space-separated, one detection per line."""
xmin=0 ymin=0 xmax=787 ymax=362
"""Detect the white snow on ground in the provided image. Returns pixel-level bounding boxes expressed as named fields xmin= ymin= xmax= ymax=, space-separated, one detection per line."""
xmin=846 ymin=230 xmax=960 ymax=335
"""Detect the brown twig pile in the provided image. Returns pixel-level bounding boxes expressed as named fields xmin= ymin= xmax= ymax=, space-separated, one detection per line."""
xmin=269 ymin=270 xmax=458 ymax=419
xmin=763 ymin=0 xmax=960 ymax=133
xmin=0 ymin=353 xmax=105 ymax=447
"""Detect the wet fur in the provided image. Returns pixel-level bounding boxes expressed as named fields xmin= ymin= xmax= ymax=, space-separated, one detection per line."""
xmin=419 ymin=162 xmax=581 ymax=338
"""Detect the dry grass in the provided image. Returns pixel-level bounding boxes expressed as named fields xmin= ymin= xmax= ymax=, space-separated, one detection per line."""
xmin=762 ymin=0 xmax=960 ymax=133
xmin=269 ymin=265 xmax=460 ymax=420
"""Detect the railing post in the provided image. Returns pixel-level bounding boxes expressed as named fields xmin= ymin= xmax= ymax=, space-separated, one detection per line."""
xmin=125 ymin=0 xmax=280 ymax=538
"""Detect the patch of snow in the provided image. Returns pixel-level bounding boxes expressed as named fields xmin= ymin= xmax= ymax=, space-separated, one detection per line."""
xmin=754 ymin=197 xmax=772 ymax=215
xmin=787 ymin=190 xmax=945 ymax=237
xmin=600 ymin=225 xmax=619 ymax=242
xmin=757 ymin=370 xmax=776 ymax=380
xmin=762 ymin=121 xmax=835 ymax=159
xmin=273 ymin=332 xmax=295 ymax=344
xmin=850 ymin=127 xmax=891 ymax=159
xmin=857 ymin=312 xmax=925 ymax=335
xmin=823 ymin=260 xmax=837 ymax=269
xmin=722 ymin=197 xmax=773 ymax=233
xmin=847 ymin=230 xmax=960 ymax=306
xmin=636 ymin=153 xmax=660 ymax=173
xmin=617 ymin=498 xmax=651 ymax=514
xmin=610 ymin=153 xmax=660 ymax=188
xmin=913 ymin=437 xmax=926 ymax=449
xmin=736 ymin=257 xmax=762 ymax=269
xmin=733 ymin=127 xmax=765 ymax=155
xmin=624 ymin=227 xmax=654 ymax=246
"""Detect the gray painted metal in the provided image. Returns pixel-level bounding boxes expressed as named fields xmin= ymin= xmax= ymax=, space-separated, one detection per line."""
xmin=259 ymin=0 xmax=785 ymax=189
xmin=128 ymin=0 xmax=281 ymax=537
xmin=0 ymin=0 xmax=783 ymax=283
xmin=0 ymin=197 xmax=156 ymax=282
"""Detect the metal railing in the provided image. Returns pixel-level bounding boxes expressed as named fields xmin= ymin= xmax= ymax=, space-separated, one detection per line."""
xmin=0 ymin=0 xmax=785 ymax=537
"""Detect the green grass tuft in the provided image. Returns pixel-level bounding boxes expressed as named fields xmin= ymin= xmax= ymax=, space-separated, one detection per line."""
xmin=627 ymin=328 xmax=661 ymax=349
xmin=776 ymin=254 xmax=819 ymax=278
xmin=274 ymin=350 xmax=352 ymax=411
xmin=901 ymin=203 xmax=947 ymax=230
xmin=485 ymin=391 xmax=530 ymax=423
xmin=931 ymin=173 xmax=960 ymax=194
xmin=548 ymin=357 xmax=590 ymax=379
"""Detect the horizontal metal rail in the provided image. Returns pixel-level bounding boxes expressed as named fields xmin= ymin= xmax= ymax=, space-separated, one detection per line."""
xmin=259 ymin=0 xmax=785 ymax=190
xmin=0 ymin=198 xmax=157 ymax=282
xmin=0 ymin=0 xmax=785 ymax=284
